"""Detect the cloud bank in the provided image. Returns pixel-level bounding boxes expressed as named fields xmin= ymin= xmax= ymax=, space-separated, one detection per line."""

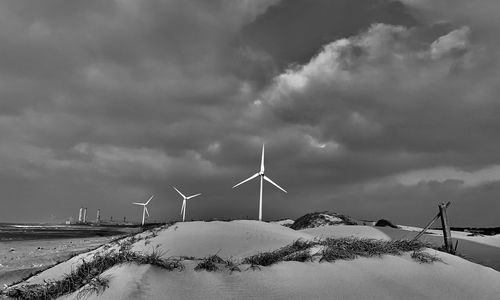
xmin=1 ymin=0 xmax=499 ymax=226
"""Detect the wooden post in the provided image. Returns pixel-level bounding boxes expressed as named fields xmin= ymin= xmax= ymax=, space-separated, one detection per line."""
xmin=412 ymin=201 xmax=451 ymax=242
xmin=438 ymin=203 xmax=453 ymax=253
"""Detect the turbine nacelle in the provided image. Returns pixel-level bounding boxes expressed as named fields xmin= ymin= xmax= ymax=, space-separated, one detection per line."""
xmin=173 ymin=186 xmax=201 ymax=222
xmin=132 ymin=195 xmax=154 ymax=226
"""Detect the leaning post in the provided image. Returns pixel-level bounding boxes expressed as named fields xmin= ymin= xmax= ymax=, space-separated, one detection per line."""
xmin=438 ymin=203 xmax=453 ymax=253
xmin=411 ymin=201 xmax=450 ymax=243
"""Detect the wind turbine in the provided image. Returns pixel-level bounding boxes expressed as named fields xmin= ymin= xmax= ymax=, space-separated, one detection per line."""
xmin=233 ymin=144 xmax=287 ymax=221
xmin=132 ymin=195 xmax=154 ymax=226
xmin=172 ymin=186 xmax=201 ymax=222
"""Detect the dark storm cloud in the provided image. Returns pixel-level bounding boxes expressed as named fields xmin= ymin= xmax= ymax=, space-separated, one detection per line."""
xmin=0 ymin=0 xmax=282 ymax=222
xmin=251 ymin=1 xmax=500 ymax=225
xmin=241 ymin=0 xmax=419 ymax=68
xmin=0 ymin=0 xmax=499 ymax=226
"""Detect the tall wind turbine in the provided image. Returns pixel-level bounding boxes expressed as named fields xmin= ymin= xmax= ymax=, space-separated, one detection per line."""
xmin=132 ymin=195 xmax=154 ymax=226
xmin=233 ymin=144 xmax=287 ymax=221
xmin=172 ymin=186 xmax=201 ymax=222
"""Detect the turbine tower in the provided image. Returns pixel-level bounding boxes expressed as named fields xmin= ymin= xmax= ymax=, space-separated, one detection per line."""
xmin=172 ymin=186 xmax=201 ymax=222
xmin=132 ymin=195 xmax=154 ymax=226
xmin=233 ymin=144 xmax=287 ymax=221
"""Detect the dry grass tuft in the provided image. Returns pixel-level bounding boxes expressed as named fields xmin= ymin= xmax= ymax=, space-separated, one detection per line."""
xmin=76 ymin=275 xmax=110 ymax=299
xmin=290 ymin=211 xmax=361 ymax=229
xmin=411 ymin=250 xmax=442 ymax=264
xmin=319 ymin=238 xmax=429 ymax=262
xmin=194 ymin=254 xmax=226 ymax=272
xmin=243 ymin=239 xmax=314 ymax=266
xmin=243 ymin=238 xmax=434 ymax=267
xmin=2 ymin=247 xmax=183 ymax=299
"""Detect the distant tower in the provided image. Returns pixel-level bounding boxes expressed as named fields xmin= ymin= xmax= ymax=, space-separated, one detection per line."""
xmin=78 ymin=207 xmax=83 ymax=223
xmin=123 ymin=216 xmax=126 ymax=223
xmin=96 ymin=209 xmax=101 ymax=223
xmin=83 ymin=208 xmax=87 ymax=223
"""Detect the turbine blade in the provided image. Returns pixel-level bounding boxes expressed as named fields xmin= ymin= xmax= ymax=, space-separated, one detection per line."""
xmin=172 ymin=186 xmax=186 ymax=198
xmin=144 ymin=206 xmax=150 ymax=217
xmin=233 ymin=173 xmax=259 ymax=188
xmin=260 ymin=144 xmax=265 ymax=173
xmin=145 ymin=195 xmax=154 ymax=205
xmin=264 ymin=175 xmax=287 ymax=193
xmin=132 ymin=202 xmax=145 ymax=206
xmin=187 ymin=193 xmax=201 ymax=199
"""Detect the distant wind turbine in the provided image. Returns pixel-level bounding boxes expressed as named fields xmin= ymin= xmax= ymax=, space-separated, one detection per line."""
xmin=132 ymin=195 xmax=154 ymax=226
xmin=233 ymin=144 xmax=287 ymax=221
xmin=173 ymin=186 xmax=201 ymax=222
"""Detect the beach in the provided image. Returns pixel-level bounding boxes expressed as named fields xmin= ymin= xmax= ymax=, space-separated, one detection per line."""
xmin=0 ymin=236 xmax=120 ymax=287
xmin=0 ymin=224 xmax=139 ymax=287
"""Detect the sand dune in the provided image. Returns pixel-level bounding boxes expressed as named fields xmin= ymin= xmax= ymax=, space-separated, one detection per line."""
xmin=377 ymin=226 xmax=500 ymax=272
xmin=301 ymin=224 xmax=500 ymax=272
xmin=8 ymin=220 xmax=500 ymax=299
xmin=131 ymin=221 xmax=312 ymax=258
xmin=62 ymin=251 xmax=500 ymax=300
xmin=302 ymin=224 xmax=392 ymax=240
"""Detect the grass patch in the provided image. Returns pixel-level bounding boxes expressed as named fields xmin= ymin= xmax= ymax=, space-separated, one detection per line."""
xmin=76 ymin=275 xmax=110 ymax=299
xmin=290 ymin=211 xmax=361 ymax=230
xmin=411 ymin=250 xmax=442 ymax=264
xmin=194 ymin=254 xmax=226 ymax=272
xmin=2 ymin=247 xmax=183 ymax=299
xmin=193 ymin=254 xmax=243 ymax=273
xmin=224 ymin=258 xmax=242 ymax=273
xmin=320 ymin=238 xmax=428 ymax=262
xmin=243 ymin=239 xmax=314 ymax=266
xmin=243 ymin=238 xmax=434 ymax=267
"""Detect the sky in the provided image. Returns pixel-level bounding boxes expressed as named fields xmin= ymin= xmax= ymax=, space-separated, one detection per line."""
xmin=1 ymin=0 xmax=500 ymax=226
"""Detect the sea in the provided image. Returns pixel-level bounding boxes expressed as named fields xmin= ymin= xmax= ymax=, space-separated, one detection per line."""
xmin=0 ymin=223 xmax=135 ymax=241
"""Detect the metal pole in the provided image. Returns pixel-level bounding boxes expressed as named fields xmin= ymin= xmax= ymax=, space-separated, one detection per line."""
xmin=259 ymin=175 xmax=263 ymax=221
xmin=142 ymin=207 xmax=145 ymax=226
xmin=183 ymin=201 xmax=186 ymax=222
xmin=438 ymin=203 xmax=453 ymax=253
